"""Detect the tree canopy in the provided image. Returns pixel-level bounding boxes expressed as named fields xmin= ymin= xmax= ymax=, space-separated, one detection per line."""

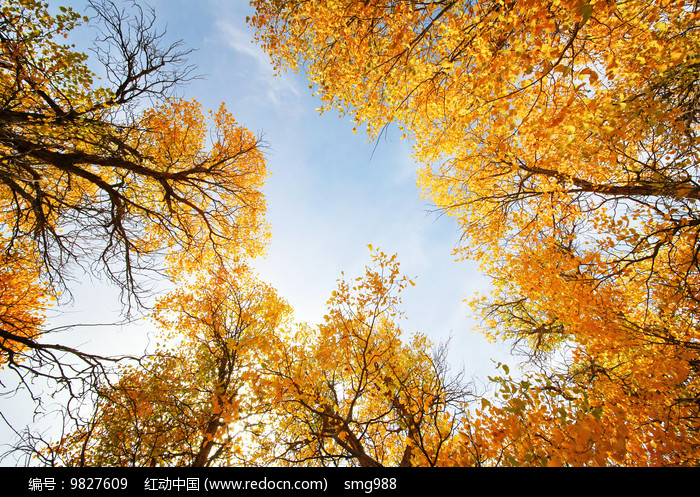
xmin=47 ymin=263 xmax=291 ymax=467
xmin=251 ymin=0 xmax=700 ymax=464
xmin=256 ymin=249 xmax=470 ymax=467
xmin=49 ymin=249 xmax=470 ymax=467
xmin=1 ymin=0 xmax=269 ymax=299
xmin=0 ymin=0 xmax=269 ymax=446
xmin=3 ymin=0 xmax=699 ymax=467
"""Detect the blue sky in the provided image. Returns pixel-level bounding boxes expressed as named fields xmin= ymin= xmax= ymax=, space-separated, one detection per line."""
xmin=151 ymin=0 xmax=511 ymax=374
xmin=1 ymin=0 xmax=514 ymax=454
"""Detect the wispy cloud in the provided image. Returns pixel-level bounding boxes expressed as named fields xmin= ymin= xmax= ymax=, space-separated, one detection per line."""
xmin=213 ymin=18 xmax=301 ymax=110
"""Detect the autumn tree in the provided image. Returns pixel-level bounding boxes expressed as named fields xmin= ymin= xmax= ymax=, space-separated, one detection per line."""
xmin=49 ymin=250 xmax=470 ymax=467
xmin=450 ymin=354 xmax=700 ymax=466
xmin=1 ymin=0 xmax=269 ymax=458
xmin=257 ymin=249 xmax=471 ymax=467
xmin=2 ymin=0 xmax=268 ymax=300
xmin=251 ymin=0 xmax=700 ymax=464
xmin=46 ymin=263 xmax=291 ymax=467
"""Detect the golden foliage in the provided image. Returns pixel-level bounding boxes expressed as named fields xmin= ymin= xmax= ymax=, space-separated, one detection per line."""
xmin=9 ymin=0 xmax=700 ymax=467
xmin=251 ymin=0 xmax=700 ymax=464
xmin=257 ymin=249 xmax=469 ymax=467
xmin=1 ymin=1 xmax=269 ymax=300
xmin=0 ymin=1 xmax=271 ymax=458
xmin=0 ymin=1 xmax=268 ymax=366
xmin=51 ymin=264 xmax=291 ymax=467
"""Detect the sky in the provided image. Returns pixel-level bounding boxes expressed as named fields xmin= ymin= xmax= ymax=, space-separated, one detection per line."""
xmin=153 ymin=0 xmax=512 ymax=374
xmin=1 ymin=0 xmax=514 ymax=458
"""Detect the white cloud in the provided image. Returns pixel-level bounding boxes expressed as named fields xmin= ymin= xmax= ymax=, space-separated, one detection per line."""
xmin=212 ymin=18 xmax=301 ymax=110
